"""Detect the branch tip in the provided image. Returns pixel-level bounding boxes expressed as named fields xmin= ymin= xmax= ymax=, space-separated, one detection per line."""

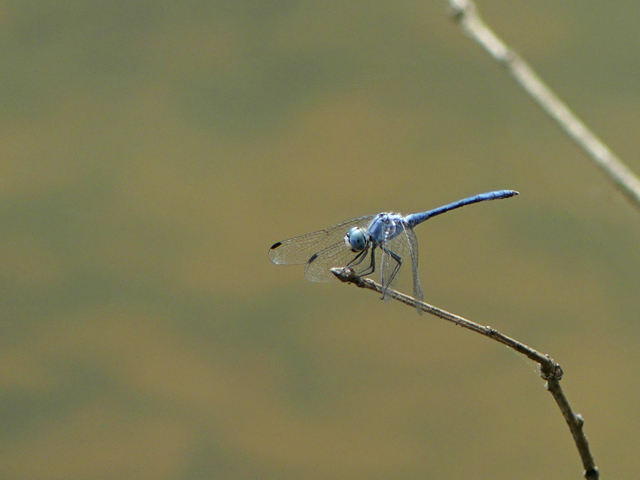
xmin=333 ymin=268 xmax=597 ymax=477
xmin=584 ymin=467 xmax=600 ymax=480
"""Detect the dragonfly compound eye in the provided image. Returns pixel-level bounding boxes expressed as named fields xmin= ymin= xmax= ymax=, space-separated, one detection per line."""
xmin=345 ymin=227 xmax=368 ymax=252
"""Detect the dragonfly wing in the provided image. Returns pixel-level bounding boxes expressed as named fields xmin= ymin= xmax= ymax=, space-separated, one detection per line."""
xmin=269 ymin=230 xmax=335 ymax=265
xmin=404 ymin=226 xmax=423 ymax=312
xmin=304 ymin=241 xmax=370 ymax=282
xmin=269 ymin=215 xmax=375 ymax=268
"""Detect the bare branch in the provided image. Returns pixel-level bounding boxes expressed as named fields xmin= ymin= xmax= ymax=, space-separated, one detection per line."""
xmin=446 ymin=0 xmax=640 ymax=211
xmin=331 ymin=267 xmax=599 ymax=480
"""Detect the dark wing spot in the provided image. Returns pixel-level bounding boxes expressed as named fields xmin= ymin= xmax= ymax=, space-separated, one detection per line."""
xmin=270 ymin=242 xmax=282 ymax=250
xmin=308 ymin=253 xmax=318 ymax=264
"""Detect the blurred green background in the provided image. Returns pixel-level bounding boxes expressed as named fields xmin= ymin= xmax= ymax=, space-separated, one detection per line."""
xmin=1 ymin=1 xmax=639 ymax=479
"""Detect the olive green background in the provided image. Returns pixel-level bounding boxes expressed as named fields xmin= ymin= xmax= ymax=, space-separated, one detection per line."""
xmin=1 ymin=1 xmax=639 ymax=479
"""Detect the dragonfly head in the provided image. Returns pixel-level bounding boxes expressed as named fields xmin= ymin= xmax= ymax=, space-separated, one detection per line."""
xmin=344 ymin=227 xmax=370 ymax=252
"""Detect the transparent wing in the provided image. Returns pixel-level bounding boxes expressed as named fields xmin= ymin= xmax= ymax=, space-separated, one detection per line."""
xmin=269 ymin=215 xmax=376 ymax=277
xmin=304 ymin=238 xmax=376 ymax=282
xmin=404 ymin=226 xmax=424 ymax=312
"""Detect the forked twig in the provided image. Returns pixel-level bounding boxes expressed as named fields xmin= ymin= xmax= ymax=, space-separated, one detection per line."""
xmin=331 ymin=267 xmax=600 ymax=480
xmin=446 ymin=0 xmax=640 ymax=210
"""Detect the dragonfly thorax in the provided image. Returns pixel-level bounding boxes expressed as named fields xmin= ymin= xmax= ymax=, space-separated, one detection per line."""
xmin=344 ymin=227 xmax=370 ymax=252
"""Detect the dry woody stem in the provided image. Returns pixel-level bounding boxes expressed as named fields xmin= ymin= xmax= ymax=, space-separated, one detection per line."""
xmin=331 ymin=267 xmax=600 ymax=480
xmin=446 ymin=0 xmax=640 ymax=211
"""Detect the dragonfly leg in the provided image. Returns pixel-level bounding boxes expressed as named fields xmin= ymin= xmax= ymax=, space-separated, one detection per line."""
xmin=380 ymin=246 xmax=402 ymax=289
xmin=347 ymin=248 xmax=368 ymax=269
xmin=355 ymin=247 xmax=376 ymax=277
xmin=347 ymin=247 xmax=377 ymax=277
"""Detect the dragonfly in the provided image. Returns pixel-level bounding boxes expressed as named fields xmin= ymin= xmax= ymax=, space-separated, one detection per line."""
xmin=269 ymin=190 xmax=518 ymax=312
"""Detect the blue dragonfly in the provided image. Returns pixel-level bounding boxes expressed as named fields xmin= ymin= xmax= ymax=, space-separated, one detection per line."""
xmin=269 ymin=190 xmax=518 ymax=312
